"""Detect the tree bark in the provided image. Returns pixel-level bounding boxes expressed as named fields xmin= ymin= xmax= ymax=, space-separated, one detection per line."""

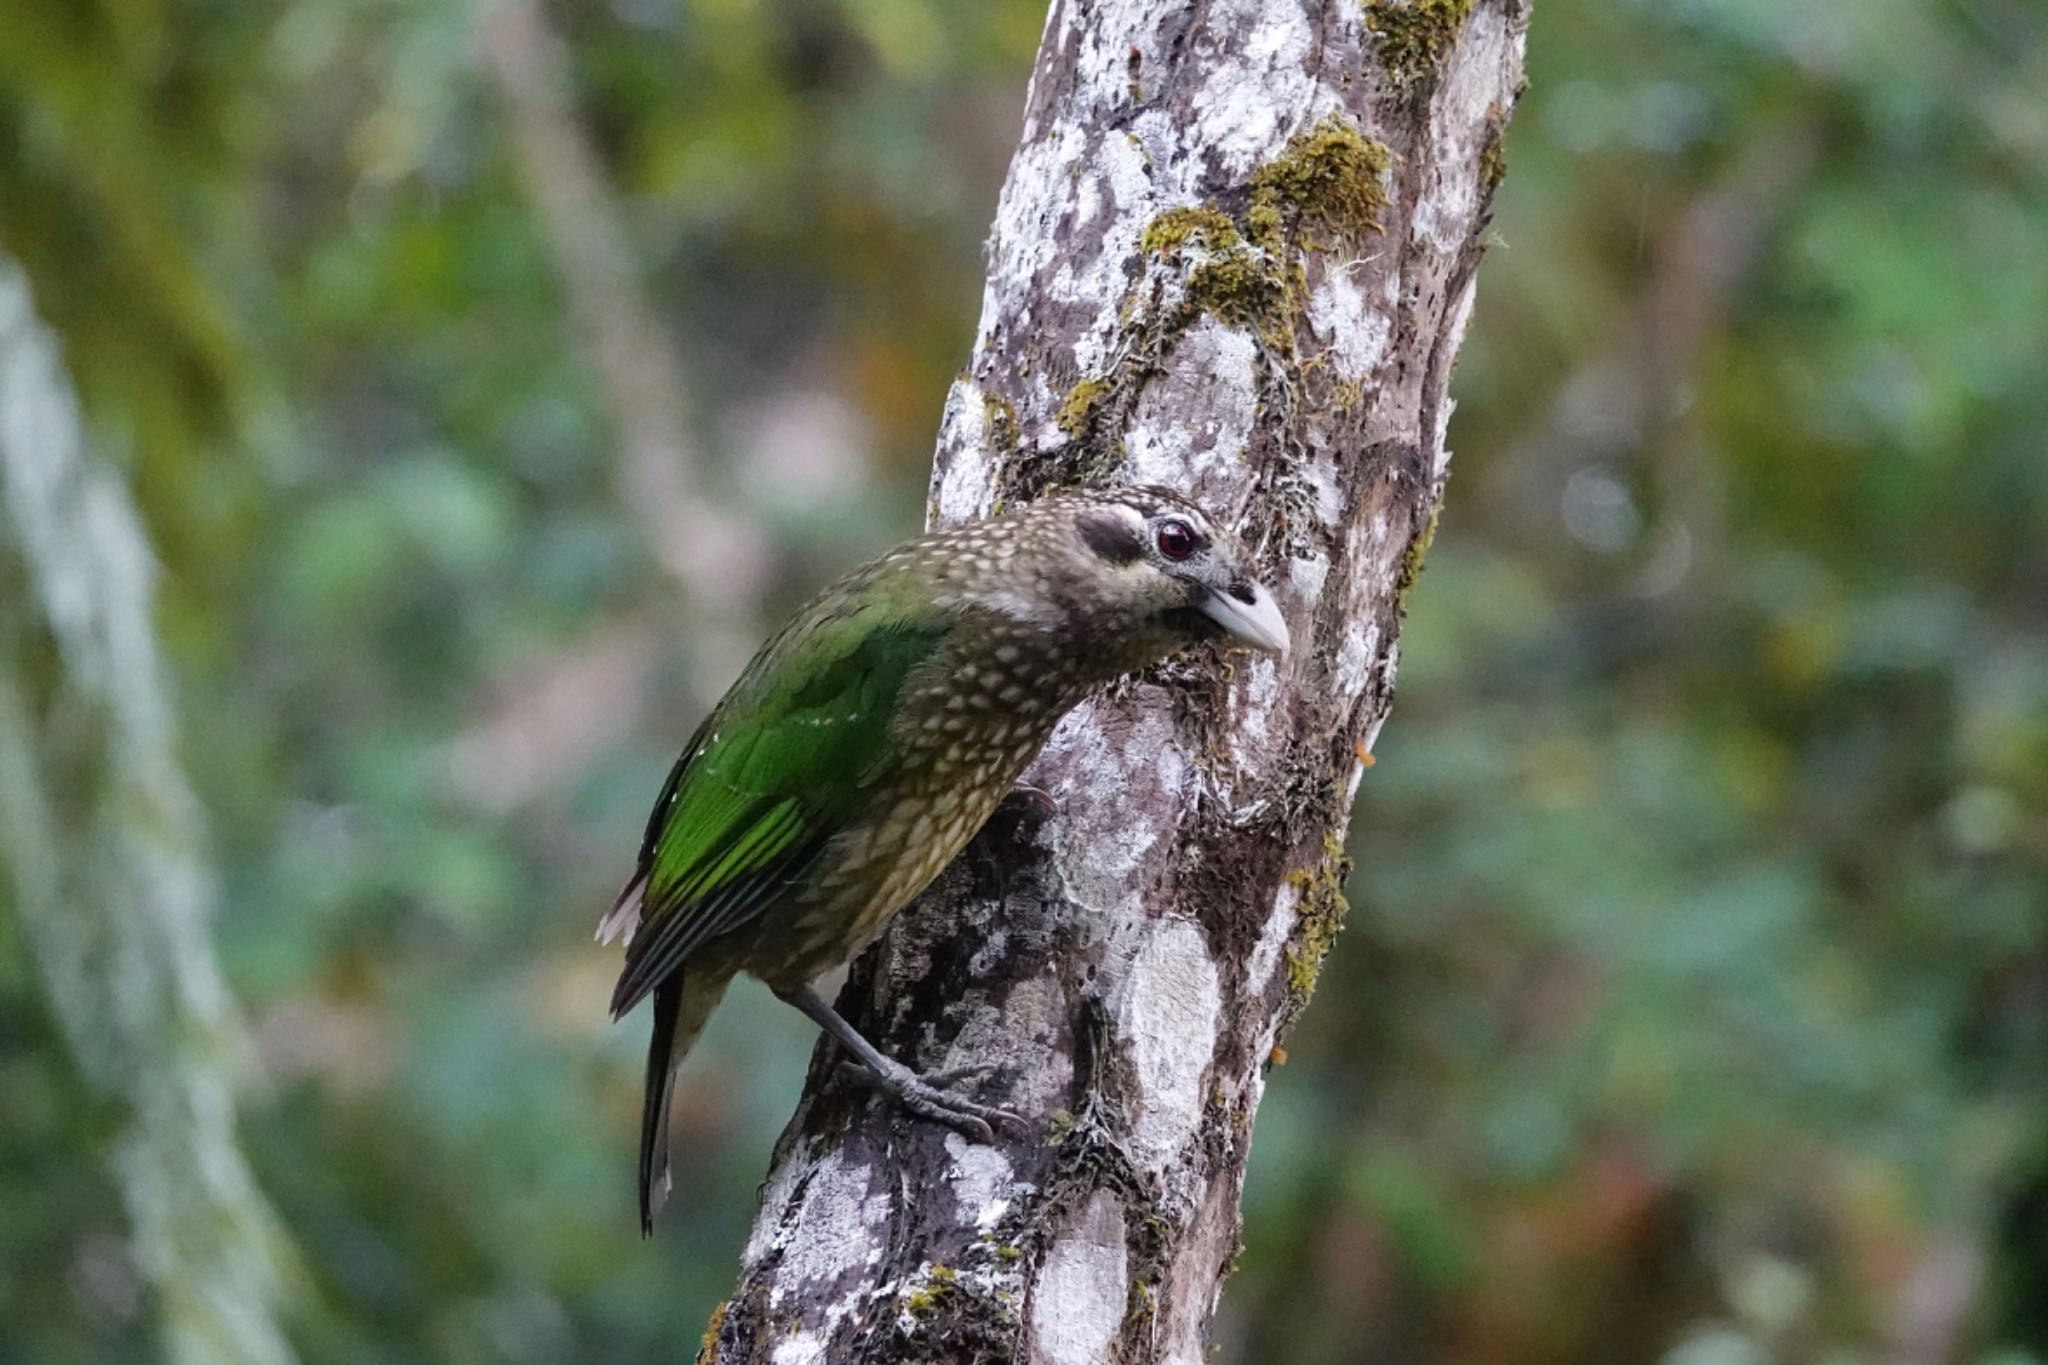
xmin=708 ymin=2 xmax=1527 ymax=1360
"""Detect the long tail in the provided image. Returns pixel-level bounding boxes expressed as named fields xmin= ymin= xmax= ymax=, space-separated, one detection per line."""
xmin=639 ymin=979 xmax=683 ymax=1236
xmin=637 ymin=969 xmax=731 ymax=1235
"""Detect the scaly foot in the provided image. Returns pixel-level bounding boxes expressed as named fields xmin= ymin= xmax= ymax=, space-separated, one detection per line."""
xmin=781 ymin=983 xmax=1026 ymax=1141
xmin=854 ymin=1052 xmax=1026 ymax=1142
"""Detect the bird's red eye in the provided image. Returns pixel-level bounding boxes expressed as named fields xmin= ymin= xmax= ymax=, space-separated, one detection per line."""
xmin=1155 ymin=519 xmax=1197 ymax=561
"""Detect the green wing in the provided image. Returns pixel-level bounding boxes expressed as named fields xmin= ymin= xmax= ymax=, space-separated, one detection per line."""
xmin=607 ymin=599 xmax=945 ymax=1018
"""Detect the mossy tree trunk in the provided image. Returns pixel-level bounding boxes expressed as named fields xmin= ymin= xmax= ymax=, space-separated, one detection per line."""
xmin=708 ymin=1 xmax=1527 ymax=1360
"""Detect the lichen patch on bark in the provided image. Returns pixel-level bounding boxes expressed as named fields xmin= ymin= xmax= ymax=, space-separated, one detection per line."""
xmin=765 ymin=1148 xmax=889 ymax=1313
xmin=1028 ymin=1190 xmax=1128 ymax=1365
xmin=1116 ymin=915 xmax=1223 ymax=1173
xmin=1121 ymin=321 xmax=1260 ymax=498
xmin=933 ymin=381 xmax=1001 ymax=526
xmin=1036 ymin=697 xmax=1187 ymax=921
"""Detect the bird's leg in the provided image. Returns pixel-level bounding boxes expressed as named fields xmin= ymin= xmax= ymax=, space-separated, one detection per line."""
xmin=775 ymin=985 xmax=1026 ymax=1142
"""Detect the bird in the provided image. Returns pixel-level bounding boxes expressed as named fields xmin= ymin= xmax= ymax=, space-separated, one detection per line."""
xmin=600 ymin=483 xmax=1290 ymax=1231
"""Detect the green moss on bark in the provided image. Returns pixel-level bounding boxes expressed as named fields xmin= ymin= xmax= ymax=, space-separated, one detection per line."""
xmin=1283 ymin=831 xmax=1354 ymax=1000
xmin=1139 ymin=205 xmax=1239 ymax=255
xmin=1364 ymin=0 xmax=1475 ymax=86
xmin=1248 ymin=116 xmax=1392 ymax=244
xmin=1131 ymin=117 xmax=1390 ymax=346
xmin=696 ymin=1300 xmax=727 ymax=1364
xmin=981 ymin=389 xmax=1020 ymax=440
xmin=1139 ymin=205 xmax=1282 ymax=326
xmin=1479 ymin=100 xmax=1513 ymax=193
xmin=901 ymin=1264 xmax=961 ymax=1321
xmin=1395 ymin=501 xmax=1441 ymax=616
xmin=1056 ymin=376 xmax=1112 ymax=438
xmin=1186 ymin=251 xmax=1288 ymax=327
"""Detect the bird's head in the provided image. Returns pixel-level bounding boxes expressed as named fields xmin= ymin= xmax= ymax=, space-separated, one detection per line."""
xmin=1019 ymin=485 xmax=1291 ymax=662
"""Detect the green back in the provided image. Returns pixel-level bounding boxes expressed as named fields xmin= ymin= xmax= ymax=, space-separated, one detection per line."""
xmin=609 ymin=588 xmax=945 ymax=1015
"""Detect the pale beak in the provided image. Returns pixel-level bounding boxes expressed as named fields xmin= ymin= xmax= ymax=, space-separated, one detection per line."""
xmin=1200 ymin=580 xmax=1291 ymax=655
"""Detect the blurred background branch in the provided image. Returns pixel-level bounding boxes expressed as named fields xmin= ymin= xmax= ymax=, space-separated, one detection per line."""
xmin=0 ymin=259 xmax=297 ymax=1365
xmin=474 ymin=0 xmax=767 ymax=674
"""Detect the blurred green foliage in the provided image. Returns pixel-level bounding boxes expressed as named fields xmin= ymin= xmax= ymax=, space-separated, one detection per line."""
xmin=1 ymin=0 xmax=2043 ymax=1362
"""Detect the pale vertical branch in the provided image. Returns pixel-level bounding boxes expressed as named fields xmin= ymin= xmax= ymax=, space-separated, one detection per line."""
xmin=473 ymin=0 xmax=767 ymax=675
xmin=708 ymin=1 xmax=1530 ymax=1361
xmin=0 ymin=260 xmax=297 ymax=1365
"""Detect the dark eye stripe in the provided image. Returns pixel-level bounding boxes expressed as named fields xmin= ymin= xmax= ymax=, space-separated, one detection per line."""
xmin=1077 ymin=508 xmax=1146 ymax=563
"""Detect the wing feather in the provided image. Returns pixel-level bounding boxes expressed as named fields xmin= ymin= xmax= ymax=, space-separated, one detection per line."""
xmin=606 ymin=605 xmax=945 ymax=1018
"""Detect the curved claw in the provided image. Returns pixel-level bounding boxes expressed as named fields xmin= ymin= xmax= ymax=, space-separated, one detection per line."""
xmin=778 ymin=985 xmax=1025 ymax=1143
xmin=920 ymin=1095 xmax=1029 ymax=1145
xmin=980 ymin=1105 xmax=1033 ymax=1140
xmin=907 ymin=1094 xmax=994 ymax=1145
xmin=862 ymin=1057 xmax=1024 ymax=1144
xmin=1003 ymin=784 xmax=1058 ymax=820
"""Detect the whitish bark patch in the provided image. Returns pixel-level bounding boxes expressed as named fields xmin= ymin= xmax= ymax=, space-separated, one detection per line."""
xmin=1118 ymin=916 xmax=1224 ymax=1173
xmin=1029 ymin=1190 xmax=1129 ymax=1365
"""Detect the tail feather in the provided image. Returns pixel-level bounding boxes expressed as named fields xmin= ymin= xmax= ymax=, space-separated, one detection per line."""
xmin=634 ymin=969 xmax=732 ymax=1235
xmin=598 ymin=871 xmax=646 ymax=947
xmin=638 ymin=978 xmax=683 ymax=1236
